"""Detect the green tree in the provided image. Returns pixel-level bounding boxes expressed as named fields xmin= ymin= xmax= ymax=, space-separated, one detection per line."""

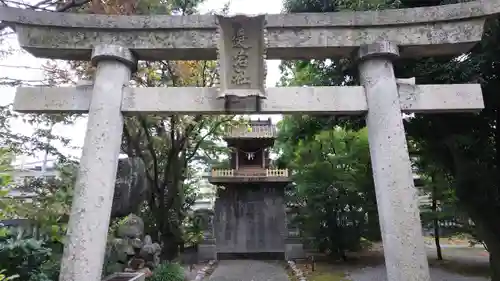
xmin=277 ymin=118 xmax=378 ymax=258
xmin=416 ymin=164 xmax=453 ymax=261
xmin=31 ymin=0 xmax=236 ymax=262
xmin=276 ymin=0 xmax=400 ymax=253
xmin=120 ymin=59 xmax=235 ymax=261
xmin=394 ymin=1 xmax=500 ymax=278
xmin=0 ymin=148 xmax=13 ymax=187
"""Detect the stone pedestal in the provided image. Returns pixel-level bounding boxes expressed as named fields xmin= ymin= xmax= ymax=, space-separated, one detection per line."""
xmin=194 ymin=209 xmax=217 ymax=262
xmin=59 ymin=45 xmax=137 ymax=281
xmin=357 ymin=41 xmax=430 ymax=281
xmin=285 ymin=237 xmax=305 ymax=260
xmin=198 ymin=239 xmax=217 ymax=261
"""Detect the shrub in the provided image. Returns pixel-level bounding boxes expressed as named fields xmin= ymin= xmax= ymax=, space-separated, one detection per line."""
xmin=0 ymin=232 xmax=60 ymax=281
xmin=149 ymin=262 xmax=185 ymax=281
xmin=0 ymin=270 xmax=19 ymax=281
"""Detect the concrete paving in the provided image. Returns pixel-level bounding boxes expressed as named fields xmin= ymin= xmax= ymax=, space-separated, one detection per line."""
xmin=207 ymin=260 xmax=289 ymax=281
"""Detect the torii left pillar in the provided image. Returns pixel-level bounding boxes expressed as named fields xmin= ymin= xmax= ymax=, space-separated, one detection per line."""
xmin=59 ymin=45 xmax=137 ymax=281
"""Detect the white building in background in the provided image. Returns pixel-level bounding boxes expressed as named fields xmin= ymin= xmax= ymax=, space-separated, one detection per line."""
xmin=191 ymin=175 xmax=217 ymax=211
xmin=1 ymin=156 xmax=59 ymax=199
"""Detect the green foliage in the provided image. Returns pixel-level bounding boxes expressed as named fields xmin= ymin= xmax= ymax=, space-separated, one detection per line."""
xmin=1 ymin=162 xmax=76 ymax=243
xmin=278 ymin=0 xmax=402 ymax=133
xmin=149 ymin=262 xmax=184 ymax=281
xmin=0 ymin=232 xmax=59 ymax=281
xmin=277 ymin=118 xmax=379 ymax=257
xmin=416 ymin=166 xmax=468 ymax=235
xmin=119 ymin=52 xmax=239 ymax=261
xmin=0 ymin=161 xmax=73 ymax=281
xmin=394 ymin=0 xmax=500 ymax=277
xmin=182 ymin=213 xmax=203 ymax=247
xmin=0 ymin=147 xmax=13 ymax=187
xmin=0 ymin=270 xmax=19 ymax=281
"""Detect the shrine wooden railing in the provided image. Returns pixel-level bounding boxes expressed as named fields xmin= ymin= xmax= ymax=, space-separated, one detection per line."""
xmin=265 ymin=168 xmax=289 ymax=177
xmin=211 ymin=168 xmax=289 ymax=178
xmin=211 ymin=169 xmax=234 ymax=177
xmin=225 ymin=124 xmax=277 ymax=139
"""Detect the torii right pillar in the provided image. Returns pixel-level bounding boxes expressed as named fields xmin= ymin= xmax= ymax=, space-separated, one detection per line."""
xmin=358 ymin=41 xmax=430 ymax=281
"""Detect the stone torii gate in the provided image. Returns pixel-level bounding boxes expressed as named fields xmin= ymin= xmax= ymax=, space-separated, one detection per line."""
xmin=1 ymin=1 xmax=499 ymax=281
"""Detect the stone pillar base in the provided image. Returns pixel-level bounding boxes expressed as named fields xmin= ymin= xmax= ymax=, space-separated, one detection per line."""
xmin=285 ymin=238 xmax=305 ymax=260
xmin=198 ymin=240 xmax=216 ymax=262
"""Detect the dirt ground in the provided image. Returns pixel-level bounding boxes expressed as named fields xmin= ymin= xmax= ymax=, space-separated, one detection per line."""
xmin=288 ymin=245 xmax=490 ymax=281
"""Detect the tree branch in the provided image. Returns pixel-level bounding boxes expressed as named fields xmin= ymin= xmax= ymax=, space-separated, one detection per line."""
xmin=123 ymin=120 xmax=159 ymax=194
xmin=139 ymin=116 xmax=160 ymax=194
xmin=186 ymin=117 xmax=233 ymax=162
xmin=56 ymin=0 xmax=90 ymax=12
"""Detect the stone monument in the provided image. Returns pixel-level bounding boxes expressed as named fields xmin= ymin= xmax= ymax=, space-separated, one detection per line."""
xmin=1 ymin=2 xmax=497 ymax=281
xmin=112 ymin=158 xmax=148 ymax=218
xmin=193 ymin=208 xmax=216 ymax=261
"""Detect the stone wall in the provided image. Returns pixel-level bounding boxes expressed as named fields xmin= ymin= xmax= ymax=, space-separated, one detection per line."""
xmin=214 ymin=184 xmax=286 ymax=258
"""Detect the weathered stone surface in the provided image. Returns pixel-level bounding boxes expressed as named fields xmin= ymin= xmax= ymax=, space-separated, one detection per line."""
xmin=216 ymin=15 xmax=266 ymax=98
xmin=59 ymin=46 xmax=135 ymax=281
xmin=91 ymin=44 xmax=137 ymax=72
xmin=117 ymin=214 xmax=145 ymax=239
xmin=214 ymin=184 xmax=286 ymax=256
xmin=1 ymin=1 xmax=496 ymax=60
xmin=358 ymin=41 xmax=430 ymax=280
xmin=2 ymin=1 xmax=497 ymax=29
xmin=105 ymin=215 xmax=162 ymax=276
xmin=139 ymin=235 xmax=161 ymax=268
xmin=194 ymin=209 xmax=216 ymax=262
xmin=193 ymin=208 xmax=215 ymax=238
xmin=358 ymin=41 xmax=399 ymax=61
xmin=14 ymin=84 xmax=484 ymax=114
xmin=198 ymin=244 xmax=216 ymax=261
xmin=112 ymin=158 xmax=148 ymax=218
xmin=108 ymin=238 xmax=134 ymax=262
xmin=285 ymin=241 xmax=305 ymax=260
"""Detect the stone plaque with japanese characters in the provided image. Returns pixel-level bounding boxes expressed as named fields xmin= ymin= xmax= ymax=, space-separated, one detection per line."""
xmin=216 ymin=15 xmax=266 ymax=98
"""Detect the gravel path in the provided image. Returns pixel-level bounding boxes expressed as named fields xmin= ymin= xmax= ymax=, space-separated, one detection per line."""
xmin=207 ymin=260 xmax=289 ymax=281
xmin=183 ymin=266 xmax=198 ymax=280
xmin=347 ymin=265 xmax=489 ymax=281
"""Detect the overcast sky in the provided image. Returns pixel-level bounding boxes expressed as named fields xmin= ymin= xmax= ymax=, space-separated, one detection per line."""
xmin=0 ymin=0 xmax=285 ymax=165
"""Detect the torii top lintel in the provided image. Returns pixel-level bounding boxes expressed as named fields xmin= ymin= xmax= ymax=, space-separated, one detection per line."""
xmin=0 ymin=0 xmax=499 ymax=61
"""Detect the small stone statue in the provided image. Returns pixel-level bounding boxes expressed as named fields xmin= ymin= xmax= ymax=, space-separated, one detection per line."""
xmin=117 ymin=214 xmax=144 ymax=239
xmin=139 ymin=235 xmax=161 ymax=269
